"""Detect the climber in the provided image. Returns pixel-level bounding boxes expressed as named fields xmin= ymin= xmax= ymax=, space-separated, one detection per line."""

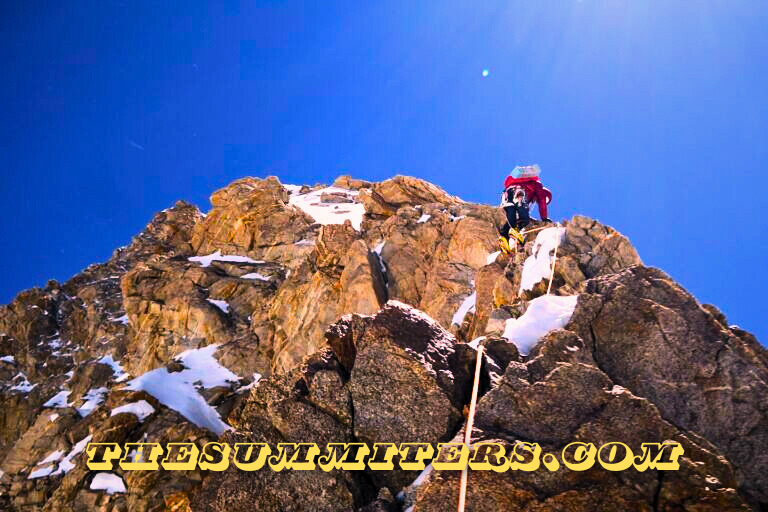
xmin=498 ymin=165 xmax=552 ymax=253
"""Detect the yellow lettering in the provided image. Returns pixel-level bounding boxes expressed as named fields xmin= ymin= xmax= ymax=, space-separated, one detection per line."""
xmin=161 ymin=443 xmax=199 ymax=471
xmin=432 ymin=443 xmax=469 ymax=471
xmin=318 ymin=443 xmax=370 ymax=471
xmin=508 ymin=442 xmax=541 ymax=472
xmin=268 ymin=443 xmax=320 ymax=471
xmin=119 ymin=443 xmax=164 ymax=470
xmin=562 ymin=442 xmax=596 ymax=471
xmin=198 ymin=442 xmax=231 ymax=472
xmin=398 ymin=443 xmax=434 ymax=471
xmin=598 ymin=442 xmax=634 ymax=471
xmin=85 ymin=443 xmax=122 ymax=470
xmin=367 ymin=443 xmax=399 ymax=470
xmin=232 ymin=443 xmax=271 ymax=471
xmin=468 ymin=443 xmax=508 ymax=472
xmin=633 ymin=442 xmax=684 ymax=471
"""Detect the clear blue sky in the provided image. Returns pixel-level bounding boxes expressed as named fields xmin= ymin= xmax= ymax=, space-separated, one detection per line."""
xmin=2 ymin=1 xmax=767 ymax=342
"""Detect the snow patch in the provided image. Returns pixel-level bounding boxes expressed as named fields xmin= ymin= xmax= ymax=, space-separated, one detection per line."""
xmin=502 ymin=295 xmax=578 ymax=355
xmin=1 ymin=355 xmax=15 ymax=363
xmin=77 ymin=387 xmax=108 ymax=416
xmin=241 ymin=272 xmax=271 ymax=281
xmin=53 ymin=434 xmax=93 ymax=475
xmin=123 ymin=345 xmax=238 ymax=435
xmin=207 ymin=299 xmax=230 ymax=314
xmin=39 ymin=450 xmax=64 ymax=465
xmin=111 ymin=314 xmax=130 ymax=325
xmin=468 ymin=336 xmax=486 ymax=350
xmin=188 ymin=251 xmax=263 ymax=268
xmin=451 ymin=292 xmax=477 ymax=326
xmin=110 ymin=400 xmax=155 ymax=422
xmin=28 ymin=466 xmax=55 ymax=479
xmin=90 ymin=472 xmax=126 ymax=494
xmin=519 ymin=226 xmax=565 ymax=294
xmin=236 ymin=373 xmax=263 ymax=394
xmin=289 ymin=186 xmax=365 ymax=230
xmin=44 ymin=390 xmax=71 ymax=408
xmin=99 ymin=354 xmax=125 ymax=378
xmin=417 ymin=214 xmax=431 ymax=223
xmin=486 ymin=251 xmax=501 ymax=265
xmin=10 ymin=372 xmax=36 ymax=392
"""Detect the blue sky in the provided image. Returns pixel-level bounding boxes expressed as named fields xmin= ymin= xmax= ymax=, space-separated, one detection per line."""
xmin=2 ymin=1 xmax=767 ymax=342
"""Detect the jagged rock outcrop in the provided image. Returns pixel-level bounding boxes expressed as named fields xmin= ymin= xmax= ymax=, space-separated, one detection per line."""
xmin=0 ymin=174 xmax=765 ymax=511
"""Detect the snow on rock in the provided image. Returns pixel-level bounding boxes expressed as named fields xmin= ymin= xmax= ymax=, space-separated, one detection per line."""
xmin=236 ymin=372 xmax=263 ymax=394
xmin=519 ymin=226 xmax=566 ymax=295
xmin=110 ymin=400 xmax=155 ymax=422
xmin=123 ymin=345 xmax=239 ymax=435
xmin=417 ymin=214 xmax=431 ymax=223
xmin=241 ymin=272 xmax=271 ymax=281
xmin=111 ymin=314 xmax=130 ymax=325
xmin=283 ymin=184 xmax=303 ymax=195
xmin=468 ymin=336 xmax=486 ymax=350
xmin=99 ymin=354 xmax=125 ymax=378
xmin=77 ymin=387 xmax=109 ymax=416
xmin=502 ymin=294 xmax=578 ymax=355
xmin=207 ymin=299 xmax=230 ymax=314
xmin=288 ymin=186 xmax=365 ymax=231
xmin=373 ymin=241 xmax=388 ymax=275
xmin=28 ymin=466 xmax=54 ymax=479
xmin=10 ymin=372 xmax=37 ymax=393
xmin=1 ymin=355 xmax=15 ymax=363
xmin=53 ymin=434 xmax=93 ymax=475
xmin=486 ymin=251 xmax=501 ymax=265
xmin=44 ymin=390 xmax=71 ymax=408
xmin=451 ymin=292 xmax=477 ymax=326
xmin=39 ymin=450 xmax=64 ymax=465
xmin=90 ymin=472 xmax=126 ymax=494
xmin=188 ymin=250 xmax=263 ymax=268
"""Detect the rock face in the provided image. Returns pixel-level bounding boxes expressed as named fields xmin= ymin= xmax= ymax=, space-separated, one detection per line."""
xmin=0 ymin=175 xmax=765 ymax=511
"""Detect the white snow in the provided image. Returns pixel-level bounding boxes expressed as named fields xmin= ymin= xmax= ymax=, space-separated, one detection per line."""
xmin=53 ymin=434 xmax=93 ymax=475
xmin=188 ymin=250 xmax=263 ymax=268
xmin=28 ymin=466 xmax=55 ymax=479
xmin=110 ymin=400 xmax=155 ymax=422
xmin=90 ymin=472 xmax=126 ymax=494
xmin=1 ymin=355 xmax=15 ymax=363
xmin=486 ymin=251 xmax=501 ymax=265
xmin=373 ymin=241 xmax=387 ymax=275
xmin=112 ymin=314 xmax=130 ymax=325
xmin=77 ymin=387 xmax=109 ymax=416
xmin=207 ymin=299 xmax=230 ymax=313
xmin=519 ymin=226 xmax=565 ymax=295
xmin=123 ymin=345 xmax=238 ymax=435
xmin=451 ymin=292 xmax=477 ymax=326
xmin=39 ymin=450 xmax=64 ymax=465
xmin=10 ymin=372 xmax=36 ymax=392
xmin=467 ymin=336 xmax=486 ymax=350
xmin=99 ymin=354 xmax=125 ymax=378
xmin=294 ymin=239 xmax=316 ymax=246
xmin=283 ymin=184 xmax=303 ymax=195
xmin=44 ymin=390 xmax=71 ymax=408
xmin=49 ymin=413 xmax=59 ymax=422
xmin=236 ymin=373 xmax=263 ymax=394
xmin=417 ymin=214 xmax=431 ymax=223
xmin=288 ymin=186 xmax=365 ymax=231
xmin=502 ymin=294 xmax=578 ymax=355
xmin=241 ymin=272 xmax=270 ymax=281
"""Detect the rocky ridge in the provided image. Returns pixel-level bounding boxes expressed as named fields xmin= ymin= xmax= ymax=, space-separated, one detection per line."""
xmin=0 ymin=175 xmax=765 ymax=511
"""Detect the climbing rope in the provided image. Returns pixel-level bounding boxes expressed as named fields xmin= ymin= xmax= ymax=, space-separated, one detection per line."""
xmin=458 ymin=344 xmax=484 ymax=512
xmin=546 ymin=222 xmax=562 ymax=295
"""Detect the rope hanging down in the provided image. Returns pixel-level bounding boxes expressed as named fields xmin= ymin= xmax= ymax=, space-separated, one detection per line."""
xmin=546 ymin=223 xmax=561 ymax=295
xmin=458 ymin=344 xmax=484 ymax=512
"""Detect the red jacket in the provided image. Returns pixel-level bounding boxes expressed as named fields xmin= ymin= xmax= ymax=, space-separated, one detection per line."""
xmin=502 ymin=176 xmax=552 ymax=219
